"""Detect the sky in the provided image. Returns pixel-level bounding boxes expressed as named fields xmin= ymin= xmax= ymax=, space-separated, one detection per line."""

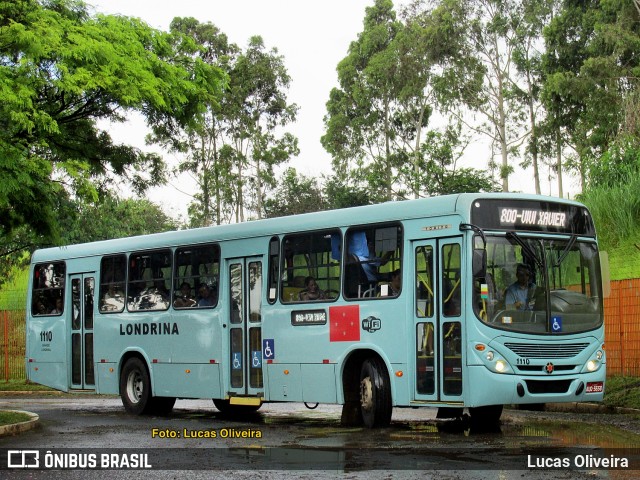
xmin=88 ymin=0 xmax=577 ymax=220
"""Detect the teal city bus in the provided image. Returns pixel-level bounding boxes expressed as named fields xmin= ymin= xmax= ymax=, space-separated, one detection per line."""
xmin=25 ymin=193 xmax=608 ymax=427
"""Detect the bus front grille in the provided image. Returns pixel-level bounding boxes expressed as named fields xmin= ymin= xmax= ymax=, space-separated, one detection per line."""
xmin=504 ymin=342 xmax=589 ymax=359
xmin=525 ymin=379 xmax=572 ymax=394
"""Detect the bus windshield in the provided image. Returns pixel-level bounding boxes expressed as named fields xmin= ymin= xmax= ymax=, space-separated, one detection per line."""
xmin=474 ymin=234 xmax=603 ymax=334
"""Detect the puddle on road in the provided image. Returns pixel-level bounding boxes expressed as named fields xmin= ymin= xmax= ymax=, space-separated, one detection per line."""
xmin=513 ymin=420 xmax=640 ymax=449
xmin=259 ymin=412 xmax=640 ymax=450
xmin=170 ymin=406 xmax=640 ymax=450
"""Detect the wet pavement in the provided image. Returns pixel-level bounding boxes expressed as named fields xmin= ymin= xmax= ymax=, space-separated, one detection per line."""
xmin=0 ymin=396 xmax=639 ymax=478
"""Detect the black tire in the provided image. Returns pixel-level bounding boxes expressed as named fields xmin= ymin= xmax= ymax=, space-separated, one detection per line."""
xmin=120 ymin=357 xmax=152 ymax=415
xmin=213 ymin=399 xmax=262 ymax=415
xmin=359 ymin=357 xmax=392 ymax=428
xmin=469 ymin=404 xmax=503 ymax=427
xmin=148 ymin=397 xmax=176 ymax=416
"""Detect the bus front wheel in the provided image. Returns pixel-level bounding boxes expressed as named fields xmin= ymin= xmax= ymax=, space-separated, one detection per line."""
xmin=359 ymin=358 xmax=392 ymax=428
xmin=120 ymin=358 xmax=151 ymax=415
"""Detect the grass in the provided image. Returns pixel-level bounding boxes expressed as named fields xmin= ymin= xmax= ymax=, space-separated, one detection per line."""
xmin=602 ymin=376 xmax=640 ymax=410
xmin=0 ymin=379 xmax=55 ymax=392
xmin=0 ymin=410 xmax=33 ymax=425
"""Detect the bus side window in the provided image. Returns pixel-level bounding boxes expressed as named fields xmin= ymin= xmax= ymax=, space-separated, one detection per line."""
xmin=442 ymin=244 xmax=461 ymax=317
xmin=100 ymin=255 xmax=126 ymax=313
xmin=267 ymin=237 xmax=279 ymax=304
xmin=344 ymin=224 xmax=402 ymax=299
xmin=281 ymin=229 xmax=341 ymax=303
xmin=415 ymin=246 xmax=434 ymax=318
xmin=32 ymin=262 xmax=66 ymax=316
xmin=127 ymin=250 xmax=172 ymax=312
xmin=174 ymin=244 xmax=220 ymax=309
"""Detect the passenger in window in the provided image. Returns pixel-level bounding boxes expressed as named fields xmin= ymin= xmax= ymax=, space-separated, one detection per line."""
xmin=152 ymin=280 xmax=170 ymax=301
xmin=34 ymin=299 xmax=49 ymax=315
xmin=389 ymin=269 xmax=401 ymax=296
xmin=298 ymin=276 xmax=326 ymax=301
xmin=174 ymin=282 xmax=196 ymax=308
xmin=102 ymin=284 xmax=125 ymax=311
xmin=505 ymin=264 xmax=536 ymax=311
xmin=50 ymin=297 xmax=64 ymax=315
xmin=197 ymin=283 xmax=215 ymax=307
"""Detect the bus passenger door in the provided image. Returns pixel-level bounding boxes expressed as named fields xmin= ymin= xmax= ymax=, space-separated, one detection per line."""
xmin=226 ymin=257 xmax=264 ymax=401
xmin=412 ymin=238 xmax=464 ymax=403
xmin=69 ymin=273 xmax=95 ymax=390
xmin=439 ymin=239 xmax=463 ymax=402
xmin=413 ymin=240 xmax=438 ymax=401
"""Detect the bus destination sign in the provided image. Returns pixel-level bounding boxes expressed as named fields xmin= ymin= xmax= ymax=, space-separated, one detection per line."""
xmin=291 ymin=309 xmax=327 ymax=326
xmin=499 ymin=208 xmax=566 ymax=228
xmin=471 ymin=199 xmax=596 ymax=236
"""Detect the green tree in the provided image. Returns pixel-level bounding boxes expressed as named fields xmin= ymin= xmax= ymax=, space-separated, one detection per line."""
xmin=400 ymin=124 xmax=500 ymax=195
xmin=0 ymin=0 xmax=224 ymax=246
xmin=228 ymin=36 xmax=299 ymax=221
xmin=466 ymin=0 xmax=529 ymax=192
xmin=155 ymin=24 xmax=299 ymax=225
xmin=322 ymin=0 xmax=403 ymax=202
xmin=323 ymin=0 xmax=485 ymax=201
xmin=512 ymin=0 xmax=555 ymax=195
xmin=263 ymin=168 xmax=326 ymax=218
xmin=157 ymin=17 xmax=239 ymax=227
xmin=542 ymin=0 xmax=640 ymax=188
xmin=62 ymin=196 xmax=179 ymax=244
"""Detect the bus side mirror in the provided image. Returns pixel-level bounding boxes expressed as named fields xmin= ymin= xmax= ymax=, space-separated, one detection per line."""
xmin=472 ymin=249 xmax=487 ymax=278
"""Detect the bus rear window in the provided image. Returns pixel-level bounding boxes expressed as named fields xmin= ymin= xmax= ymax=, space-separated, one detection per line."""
xmin=32 ymin=262 xmax=66 ymax=316
xmin=100 ymin=255 xmax=126 ymax=313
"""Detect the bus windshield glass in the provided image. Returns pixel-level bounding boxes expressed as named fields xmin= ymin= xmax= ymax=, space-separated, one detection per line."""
xmin=474 ymin=234 xmax=603 ymax=334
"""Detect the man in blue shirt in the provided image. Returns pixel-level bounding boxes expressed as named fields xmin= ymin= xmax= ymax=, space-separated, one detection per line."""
xmin=505 ymin=264 xmax=536 ymax=310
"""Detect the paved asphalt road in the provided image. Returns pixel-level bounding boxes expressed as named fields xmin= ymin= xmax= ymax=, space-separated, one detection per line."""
xmin=0 ymin=395 xmax=638 ymax=479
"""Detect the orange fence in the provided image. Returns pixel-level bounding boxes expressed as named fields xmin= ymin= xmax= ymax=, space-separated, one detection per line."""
xmin=604 ymin=278 xmax=640 ymax=376
xmin=0 ymin=310 xmax=26 ymax=382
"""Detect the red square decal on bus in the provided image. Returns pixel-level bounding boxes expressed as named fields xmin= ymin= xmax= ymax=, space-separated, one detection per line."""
xmin=329 ymin=305 xmax=360 ymax=342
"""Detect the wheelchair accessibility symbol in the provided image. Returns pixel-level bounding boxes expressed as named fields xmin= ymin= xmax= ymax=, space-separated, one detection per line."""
xmin=252 ymin=351 xmax=262 ymax=368
xmin=552 ymin=316 xmax=562 ymax=332
xmin=232 ymin=352 xmax=242 ymax=369
xmin=263 ymin=339 xmax=275 ymax=360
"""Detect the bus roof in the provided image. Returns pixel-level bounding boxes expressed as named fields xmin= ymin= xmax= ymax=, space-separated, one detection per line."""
xmin=31 ymin=192 xmax=585 ymax=263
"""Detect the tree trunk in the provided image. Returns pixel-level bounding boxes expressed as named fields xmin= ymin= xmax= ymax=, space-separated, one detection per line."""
xmin=556 ymin=130 xmax=563 ymax=198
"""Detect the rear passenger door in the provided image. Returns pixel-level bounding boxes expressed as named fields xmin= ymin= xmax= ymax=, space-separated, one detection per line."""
xmin=69 ymin=273 xmax=96 ymax=390
xmin=226 ymin=256 xmax=264 ymax=401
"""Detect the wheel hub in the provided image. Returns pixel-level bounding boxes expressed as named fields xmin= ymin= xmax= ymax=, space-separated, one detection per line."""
xmin=360 ymin=377 xmax=373 ymax=411
xmin=127 ymin=371 xmax=143 ymax=403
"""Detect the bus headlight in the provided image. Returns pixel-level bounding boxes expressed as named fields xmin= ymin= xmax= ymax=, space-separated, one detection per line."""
xmin=586 ymin=360 xmax=599 ymax=372
xmin=474 ymin=345 xmax=512 ymax=373
xmin=595 ymin=350 xmax=603 ymax=361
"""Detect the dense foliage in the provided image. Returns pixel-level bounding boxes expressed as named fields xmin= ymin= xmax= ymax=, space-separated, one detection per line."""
xmin=1 ymin=0 xmax=639 ymax=292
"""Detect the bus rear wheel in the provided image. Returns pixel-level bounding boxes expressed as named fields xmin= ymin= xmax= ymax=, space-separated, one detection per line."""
xmin=120 ymin=357 xmax=151 ymax=415
xmin=359 ymin=358 xmax=392 ymax=428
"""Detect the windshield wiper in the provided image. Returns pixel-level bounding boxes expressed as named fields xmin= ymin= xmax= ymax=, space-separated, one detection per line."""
xmin=554 ymin=234 xmax=577 ymax=267
xmin=505 ymin=231 xmax=544 ymax=270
